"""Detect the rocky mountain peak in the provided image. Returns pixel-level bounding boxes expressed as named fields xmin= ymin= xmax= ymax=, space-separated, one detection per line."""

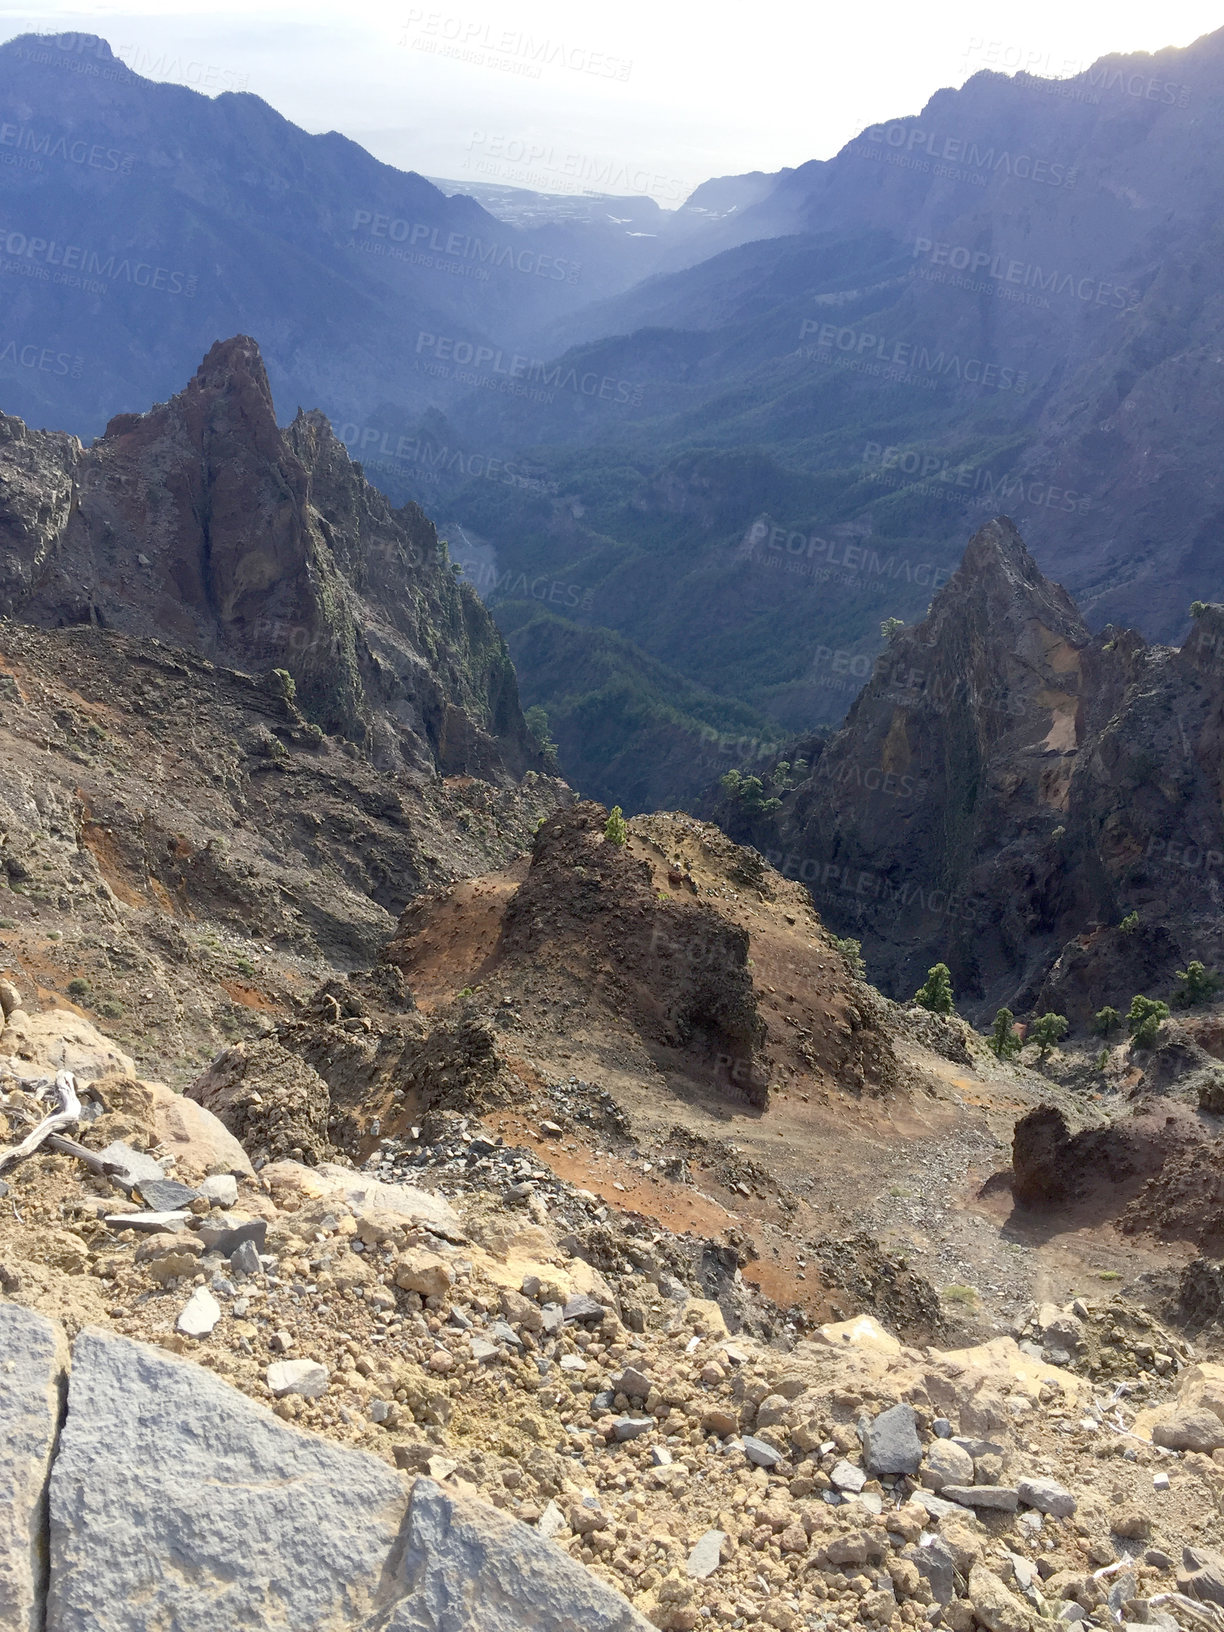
xmin=950 ymin=518 xmax=1086 ymax=634
xmin=0 ymin=338 xmax=541 ymax=778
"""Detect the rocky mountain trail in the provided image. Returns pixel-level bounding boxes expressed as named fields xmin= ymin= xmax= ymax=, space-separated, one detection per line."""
xmin=2 ymin=1047 xmax=1224 ymax=1632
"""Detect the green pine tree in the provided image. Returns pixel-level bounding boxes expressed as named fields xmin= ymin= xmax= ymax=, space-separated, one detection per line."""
xmin=987 ymin=1008 xmax=1021 ymax=1059
xmin=914 ymin=963 xmax=954 ymax=1015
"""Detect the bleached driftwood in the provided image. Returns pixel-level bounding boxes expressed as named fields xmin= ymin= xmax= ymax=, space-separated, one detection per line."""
xmin=0 ymin=1071 xmax=81 ymax=1174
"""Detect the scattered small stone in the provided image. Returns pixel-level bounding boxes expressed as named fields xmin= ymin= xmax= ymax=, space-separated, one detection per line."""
xmin=562 ymin=1294 xmax=606 ymax=1323
xmin=230 ymin=1239 xmax=260 ymax=1278
xmin=199 ymin=1175 xmax=239 ymax=1208
xmin=104 ymin=1211 xmax=190 ymax=1234
xmin=686 ymin=1530 xmax=726 ymax=1579
xmin=1178 ymin=1547 xmax=1224 ymax=1608
xmin=1152 ymin=1409 xmax=1224 ymax=1453
xmin=742 ymin=1435 xmax=783 ymax=1469
xmin=831 ymin=1458 xmax=866 ymax=1493
xmin=968 ymin=1562 xmax=1031 ymax=1632
xmin=651 ymin=1446 xmax=673 ymax=1467
xmin=537 ymin=1501 xmax=565 ymax=1540
xmin=266 ymin=1359 xmax=327 ymax=1398
xmin=613 ymin=1415 xmax=653 ymax=1442
xmin=138 ymin=1178 xmax=201 ymax=1213
xmin=922 ymin=1440 xmax=974 ymax=1491
xmin=199 ymin=1216 xmax=267 ymax=1256
xmin=176 ymin=1287 xmax=220 ymax=1338
xmin=942 ymin=1485 xmax=1020 ymax=1512
xmin=1017 ymin=1476 xmax=1076 ymax=1518
xmin=611 ymin=1365 xmax=650 ymax=1397
xmin=702 ymin=1409 xmax=738 ymax=1439
xmin=864 ymin=1402 xmax=922 ymax=1477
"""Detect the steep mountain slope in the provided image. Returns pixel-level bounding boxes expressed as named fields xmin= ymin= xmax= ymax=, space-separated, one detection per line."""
xmin=0 ymin=335 xmax=543 ymax=777
xmin=0 ymin=620 xmax=561 ymax=1077
xmin=725 ymin=517 xmax=1224 ymax=1022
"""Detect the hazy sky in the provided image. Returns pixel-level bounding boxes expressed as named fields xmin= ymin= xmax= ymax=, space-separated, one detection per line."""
xmin=2 ymin=0 xmax=1221 ymax=202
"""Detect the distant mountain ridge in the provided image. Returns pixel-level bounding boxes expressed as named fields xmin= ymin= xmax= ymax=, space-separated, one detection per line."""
xmin=0 ymin=31 xmax=742 ymax=440
xmin=406 ymin=25 xmax=1224 ymax=803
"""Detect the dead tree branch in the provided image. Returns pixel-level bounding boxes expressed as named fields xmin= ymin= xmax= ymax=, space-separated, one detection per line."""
xmin=0 ymin=1071 xmax=81 ymax=1174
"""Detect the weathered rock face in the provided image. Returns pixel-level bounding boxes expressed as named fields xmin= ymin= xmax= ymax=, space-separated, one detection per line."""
xmin=0 ymin=1304 xmax=68 ymax=1632
xmin=756 ymin=519 xmax=1224 ymax=1019
xmin=0 ymin=338 xmax=538 ymax=779
xmin=482 ymin=801 xmax=771 ymax=1101
xmin=36 ymin=1323 xmax=651 ymax=1632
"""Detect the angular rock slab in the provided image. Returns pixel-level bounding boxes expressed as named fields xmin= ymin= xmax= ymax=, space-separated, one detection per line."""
xmin=379 ymin=1478 xmax=653 ymax=1630
xmin=47 ymin=1328 xmax=408 ymax=1632
xmin=0 ymin=1302 xmax=69 ymax=1632
xmin=864 ymin=1402 xmax=922 ymax=1477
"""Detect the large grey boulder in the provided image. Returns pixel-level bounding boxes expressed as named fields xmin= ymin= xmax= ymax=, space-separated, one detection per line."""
xmin=46 ymin=1328 xmax=410 ymax=1632
xmin=381 ymin=1478 xmax=653 ymax=1629
xmin=0 ymin=1303 xmax=69 ymax=1632
xmin=44 ymin=1326 xmax=651 ymax=1631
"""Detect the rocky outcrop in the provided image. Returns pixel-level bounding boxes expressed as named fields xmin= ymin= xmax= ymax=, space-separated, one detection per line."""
xmin=759 ymin=518 xmax=1224 ymax=1020
xmin=0 ymin=1312 xmax=651 ymax=1631
xmin=186 ymin=1036 xmax=334 ymax=1166
xmin=0 ymin=337 xmax=538 ymax=779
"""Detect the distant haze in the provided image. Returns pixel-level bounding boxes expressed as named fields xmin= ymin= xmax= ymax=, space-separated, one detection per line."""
xmin=1 ymin=0 xmax=1221 ymax=202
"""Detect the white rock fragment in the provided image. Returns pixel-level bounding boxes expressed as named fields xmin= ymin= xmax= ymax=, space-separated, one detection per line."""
xmin=176 ymin=1287 xmax=221 ymax=1339
xmin=266 ymin=1360 xmax=328 ymax=1399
